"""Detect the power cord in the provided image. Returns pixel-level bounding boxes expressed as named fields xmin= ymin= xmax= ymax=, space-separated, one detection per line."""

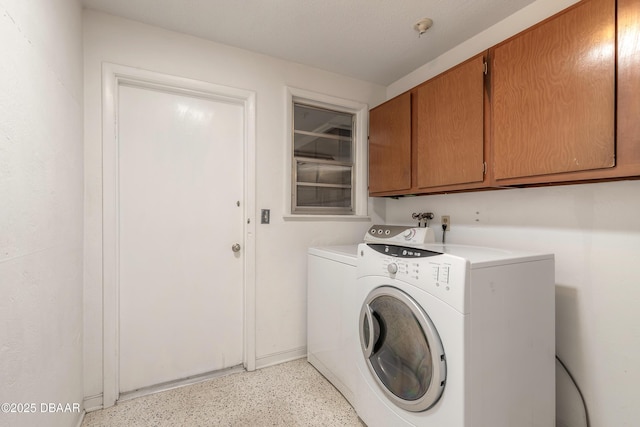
xmin=556 ymin=354 xmax=590 ymax=427
xmin=442 ymin=223 xmax=447 ymax=244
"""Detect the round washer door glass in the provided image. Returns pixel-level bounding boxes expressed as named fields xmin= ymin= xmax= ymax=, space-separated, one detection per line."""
xmin=360 ymin=286 xmax=446 ymax=412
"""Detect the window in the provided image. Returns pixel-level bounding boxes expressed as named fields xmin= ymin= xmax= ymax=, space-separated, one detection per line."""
xmin=287 ymin=87 xmax=368 ymax=217
xmin=292 ymin=103 xmax=354 ymax=214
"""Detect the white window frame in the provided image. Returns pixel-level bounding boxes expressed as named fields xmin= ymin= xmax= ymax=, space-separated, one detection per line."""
xmin=284 ymin=86 xmax=369 ymax=219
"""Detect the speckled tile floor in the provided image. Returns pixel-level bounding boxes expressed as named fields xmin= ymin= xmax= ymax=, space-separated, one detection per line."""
xmin=82 ymin=358 xmax=365 ymax=426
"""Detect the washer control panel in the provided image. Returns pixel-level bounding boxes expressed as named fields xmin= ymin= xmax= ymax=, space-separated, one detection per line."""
xmin=364 ymin=225 xmax=435 ymax=245
xmin=358 ymin=243 xmax=468 ymax=313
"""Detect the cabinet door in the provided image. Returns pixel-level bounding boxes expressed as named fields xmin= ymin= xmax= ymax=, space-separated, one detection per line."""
xmin=368 ymin=92 xmax=411 ymax=195
xmin=415 ymin=54 xmax=485 ymax=189
xmin=617 ymin=0 xmax=640 ymax=175
xmin=491 ymin=0 xmax=615 ymax=182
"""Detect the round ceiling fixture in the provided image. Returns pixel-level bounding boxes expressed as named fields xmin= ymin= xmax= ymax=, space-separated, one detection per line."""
xmin=414 ymin=18 xmax=434 ymax=36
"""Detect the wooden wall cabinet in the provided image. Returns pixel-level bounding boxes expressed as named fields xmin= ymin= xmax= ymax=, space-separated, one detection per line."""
xmin=490 ymin=0 xmax=616 ymax=185
xmin=616 ymin=0 xmax=640 ymax=178
xmin=368 ymin=92 xmax=411 ymax=195
xmin=414 ymin=54 xmax=486 ymax=191
xmin=368 ymin=54 xmax=488 ymax=196
xmin=368 ymin=0 xmax=640 ymax=197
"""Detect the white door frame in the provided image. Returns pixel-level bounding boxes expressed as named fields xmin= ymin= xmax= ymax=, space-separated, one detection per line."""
xmin=101 ymin=63 xmax=256 ymax=408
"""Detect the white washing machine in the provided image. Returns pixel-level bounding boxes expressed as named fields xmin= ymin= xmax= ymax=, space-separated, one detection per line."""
xmin=353 ymin=228 xmax=555 ymax=427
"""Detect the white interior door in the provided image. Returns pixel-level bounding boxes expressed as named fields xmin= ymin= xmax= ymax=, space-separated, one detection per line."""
xmin=117 ymin=84 xmax=244 ymax=393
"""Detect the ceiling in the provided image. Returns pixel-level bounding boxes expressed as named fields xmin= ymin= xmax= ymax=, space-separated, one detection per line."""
xmin=81 ymin=0 xmax=537 ymax=86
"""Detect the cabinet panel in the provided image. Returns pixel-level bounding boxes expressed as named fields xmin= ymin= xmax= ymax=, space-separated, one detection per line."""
xmin=617 ymin=0 xmax=640 ymax=173
xmin=368 ymin=92 xmax=411 ymax=194
xmin=415 ymin=54 xmax=485 ymax=189
xmin=491 ymin=0 xmax=615 ymax=181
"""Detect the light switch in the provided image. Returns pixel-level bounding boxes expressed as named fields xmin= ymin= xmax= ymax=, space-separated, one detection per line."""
xmin=261 ymin=209 xmax=270 ymax=224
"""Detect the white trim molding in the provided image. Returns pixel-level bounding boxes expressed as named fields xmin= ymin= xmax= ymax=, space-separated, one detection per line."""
xmin=284 ymin=86 xmax=369 ymax=218
xmin=101 ymin=63 xmax=257 ymax=408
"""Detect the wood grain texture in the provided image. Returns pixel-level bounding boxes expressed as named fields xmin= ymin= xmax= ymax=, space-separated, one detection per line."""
xmin=415 ymin=54 xmax=485 ymax=188
xmin=491 ymin=0 xmax=615 ymax=181
xmin=617 ymin=0 xmax=640 ymax=170
xmin=368 ymin=92 xmax=412 ymax=194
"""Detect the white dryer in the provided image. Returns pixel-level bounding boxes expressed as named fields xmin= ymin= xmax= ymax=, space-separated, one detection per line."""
xmin=307 ymin=245 xmax=359 ymax=405
xmin=353 ymin=234 xmax=555 ymax=426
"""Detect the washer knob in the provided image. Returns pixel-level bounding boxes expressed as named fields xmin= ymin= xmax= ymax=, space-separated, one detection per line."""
xmin=403 ymin=229 xmax=416 ymax=240
xmin=387 ymin=263 xmax=398 ymax=274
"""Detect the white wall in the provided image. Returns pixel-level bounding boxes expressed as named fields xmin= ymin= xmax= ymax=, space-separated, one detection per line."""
xmin=383 ymin=0 xmax=640 ymax=425
xmin=0 ymin=0 xmax=84 ymax=426
xmin=82 ymin=10 xmax=386 ymax=405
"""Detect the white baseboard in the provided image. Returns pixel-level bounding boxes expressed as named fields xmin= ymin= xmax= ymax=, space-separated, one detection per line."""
xmin=83 ymin=394 xmax=103 ymax=412
xmin=255 ymin=346 xmax=306 ymax=369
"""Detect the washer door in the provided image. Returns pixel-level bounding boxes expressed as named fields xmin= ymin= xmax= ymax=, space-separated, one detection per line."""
xmin=360 ymin=286 xmax=446 ymax=412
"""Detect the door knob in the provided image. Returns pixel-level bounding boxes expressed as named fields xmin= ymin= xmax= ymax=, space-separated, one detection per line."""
xmin=232 ymin=243 xmax=241 ymax=253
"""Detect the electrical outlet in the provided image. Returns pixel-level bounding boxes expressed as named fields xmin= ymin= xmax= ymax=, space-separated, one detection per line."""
xmin=441 ymin=215 xmax=451 ymax=230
